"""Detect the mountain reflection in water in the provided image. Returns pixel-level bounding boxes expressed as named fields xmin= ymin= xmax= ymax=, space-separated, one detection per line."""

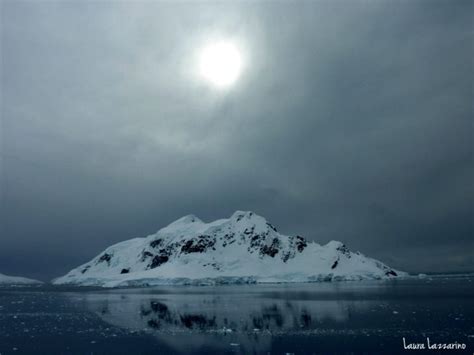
xmin=1 ymin=279 xmax=473 ymax=354
xmin=79 ymin=284 xmax=372 ymax=353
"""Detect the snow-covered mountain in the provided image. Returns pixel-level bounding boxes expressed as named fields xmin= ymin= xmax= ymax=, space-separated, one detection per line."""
xmin=53 ymin=211 xmax=405 ymax=287
xmin=0 ymin=272 xmax=42 ymax=285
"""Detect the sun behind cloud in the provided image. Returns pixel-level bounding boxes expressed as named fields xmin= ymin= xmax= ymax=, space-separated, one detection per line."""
xmin=198 ymin=40 xmax=243 ymax=88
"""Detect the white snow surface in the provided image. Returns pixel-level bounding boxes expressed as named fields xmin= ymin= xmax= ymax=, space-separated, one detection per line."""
xmin=0 ymin=273 xmax=42 ymax=285
xmin=53 ymin=211 xmax=406 ymax=287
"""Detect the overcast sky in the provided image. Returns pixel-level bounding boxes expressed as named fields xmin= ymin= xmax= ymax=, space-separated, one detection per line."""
xmin=1 ymin=0 xmax=472 ymax=281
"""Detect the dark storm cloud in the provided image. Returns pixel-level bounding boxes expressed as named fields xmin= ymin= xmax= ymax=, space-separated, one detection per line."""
xmin=1 ymin=0 xmax=472 ymax=280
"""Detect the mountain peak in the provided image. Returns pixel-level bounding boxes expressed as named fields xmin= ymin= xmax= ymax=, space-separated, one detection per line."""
xmin=173 ymin=214 xmax=202 ymax=224
xmin=228 ymin=211 xmax=273 ymax=234
xmin=230 ymin=210 xmax=260 ymax=220
xmin=163 ymin=214 xmax=203 ymax=229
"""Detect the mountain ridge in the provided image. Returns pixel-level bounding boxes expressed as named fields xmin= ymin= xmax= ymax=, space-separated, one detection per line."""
xmin=53 ymin=211 xmax=405 ymax=287
xmin=0 ymin=272 xmax=43 ymax=285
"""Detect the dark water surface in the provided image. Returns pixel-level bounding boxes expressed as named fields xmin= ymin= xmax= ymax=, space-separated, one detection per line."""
xmin=0 ymin=277 xmax=473 ymax=354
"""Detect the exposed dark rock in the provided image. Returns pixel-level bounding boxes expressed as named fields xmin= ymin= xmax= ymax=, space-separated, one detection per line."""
xmin=244 ymin=226 xmax=255 ymax=235
xmin=223 ymin=233 xmax=235 ymax=241
xmin=282 ymin=252 xmax=290 ymax=263
xmin=154 ymin=242 xmax=180 ymax=260
xmin=141 ymin=251 xmax=154 ymax=261
xmin=150 ymin=255 xmax=169 ymax=269
xmin=331 ymin=260 xmax=338 ymax=269
xmin=97 ymin=253 xmax=112 ymax=265
xmin=210 ymin=262 xmax=220 ymax=270
xmin=385 ymin=270 xmax=398 ymax=277
xmin=250 ymin=234 xmax=264 ymax=250
xmin=266 ymin=222 xmax=277 ymax=232
xmin=146 ymin=242 xmax=176 ymax=268
xmin=260 ymin=238 xmax=280 ymax=257
xmin=150 ymin=239 xmax=163 ymax=248
xmin=120 ymin=268 xmax=130 ymax=274
xmin=336 ymin=244 xmax=351 ymax=257
xmin=295 ymin=236 xmax=307 ymax=252
xmin=181 ymin=235 xmax=216 ymax=254
xmin=81 ymin=265 xmax=90 ymax=274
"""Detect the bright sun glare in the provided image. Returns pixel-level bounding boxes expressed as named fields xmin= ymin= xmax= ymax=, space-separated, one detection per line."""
xmin=198 ymin=41 xmax=243 ymax=88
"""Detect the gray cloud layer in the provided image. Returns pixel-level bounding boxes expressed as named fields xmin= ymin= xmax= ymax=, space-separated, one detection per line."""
xmin=1 ymin=0 xmax=472 ymax=280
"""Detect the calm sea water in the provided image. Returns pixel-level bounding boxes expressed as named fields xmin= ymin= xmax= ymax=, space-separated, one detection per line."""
xmin=0 ymin=276 xmax=473 ymax=354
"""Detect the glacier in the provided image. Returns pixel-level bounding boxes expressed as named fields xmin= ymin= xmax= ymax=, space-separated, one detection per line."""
xmin=53 ymin=211 xmax=406 ymax=287
xmin=0 ymin=272 xmax=42 ymax=285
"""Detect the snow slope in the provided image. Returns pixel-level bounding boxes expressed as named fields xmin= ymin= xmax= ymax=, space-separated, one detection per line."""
xmin=53 ymin=211 xmax=405 ymax=287
xmin=0 ymin=273 xmax=42 ymax=285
